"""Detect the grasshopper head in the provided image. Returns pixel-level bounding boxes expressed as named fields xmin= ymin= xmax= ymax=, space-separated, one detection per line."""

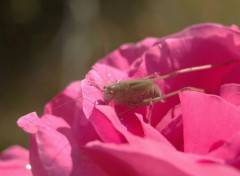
xmin=102 ymin=85 xmax=115 ymax=104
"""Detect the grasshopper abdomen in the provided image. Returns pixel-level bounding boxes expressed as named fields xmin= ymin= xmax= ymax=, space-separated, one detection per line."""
xmin=103 ymin=78 xmax=163 ymax=107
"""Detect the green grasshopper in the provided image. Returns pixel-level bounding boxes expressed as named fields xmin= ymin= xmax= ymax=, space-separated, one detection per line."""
xmin=91 ymin=60 xmax=234 ymax=123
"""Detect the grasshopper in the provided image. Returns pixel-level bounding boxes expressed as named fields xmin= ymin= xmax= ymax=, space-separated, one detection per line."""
xmin=91 ymin=60 xmax=234 ymax=123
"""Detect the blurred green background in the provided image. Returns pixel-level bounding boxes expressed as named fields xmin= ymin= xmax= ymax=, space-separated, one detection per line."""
xmin=1 ymin=0 xmax=240 ymax=150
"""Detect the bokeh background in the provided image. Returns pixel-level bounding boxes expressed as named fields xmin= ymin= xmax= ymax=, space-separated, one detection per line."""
xmin=1 ymin=0 xmax=240 ymax=150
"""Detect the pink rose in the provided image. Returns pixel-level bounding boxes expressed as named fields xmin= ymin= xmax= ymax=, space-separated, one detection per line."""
xmin=0 ymin=145 xmax=32 ymax=176
xmin=17 ymin=23 xmax=240 ymax=175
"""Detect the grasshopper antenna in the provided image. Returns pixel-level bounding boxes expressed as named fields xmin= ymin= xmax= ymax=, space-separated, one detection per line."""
xmin=154 ymin=60 xmax=236 ymax=81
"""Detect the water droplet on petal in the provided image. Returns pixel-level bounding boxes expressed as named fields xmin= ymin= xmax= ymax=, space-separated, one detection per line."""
xmin=25 ymin=164 xmax=31 ymax=170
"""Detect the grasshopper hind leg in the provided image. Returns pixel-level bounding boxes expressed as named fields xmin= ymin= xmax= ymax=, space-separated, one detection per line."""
xmin=150 ymin=87 xmax=204 ymax=104
xmin=145 ymin=87 xmax=204 ymax=124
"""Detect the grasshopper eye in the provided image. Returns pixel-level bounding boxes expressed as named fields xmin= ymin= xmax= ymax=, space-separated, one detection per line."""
xmin=103 ymin=85 xmax=115 ymax=104
xmin=103 ymin=85 xmax=113 ymax=93
xmin=102 ymin=85 xmax=112 ymax=94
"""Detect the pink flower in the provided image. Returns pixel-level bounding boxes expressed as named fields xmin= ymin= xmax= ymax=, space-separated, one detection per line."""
xmin=0 ymin=145 xmax=32 ymax=176
xmin=17 ymin=23 xmax=240 ymax=175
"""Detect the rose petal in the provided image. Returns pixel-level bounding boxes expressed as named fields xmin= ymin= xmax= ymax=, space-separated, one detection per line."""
xmin=134 ymin=113 xmax=173 ymax=146
xmin=0 ymin=145 xmax=32 ymax=176
xmin=0 ymin=146 xmax=28 ymax=161
xmin=17 ymin=112 xmax=42 ymax=134
xmin=220 ymin=83 xmax=240 ymax=107
xmin=18 ymin=112 xmax=72 ymax=133
xmin=91 ymin=105 xmax=173 ymax=147
xmin=18 ymin=112 xmax=107 ymax=176
xmin=156 ymin=104 xmax=183 ymax=150
xmin=85 ymin=139 xmax=240 ymax=176
xmin=34 ymin=125 xmax=106 ymax=176
xmin=87 ymin=62 xmax=127 ymax=86
xmin=89 ymin=105 xmax=126 ymax=144
xmin=99 ymin=38 xmax=159 ymax=70
xmin=29 ymin=136 xmax=48 ymax=176
xmin=44 ymin=81 xmax=82 ymax=125
xmin=180 ymin=91 xmax=240 ymax=154
xmin=209 ymin=131 xmax=240 ymax=168
xmin=90 ymin=105 xmax=147 ymax=144
xmin=230 ymin=24 xmax=240 ymax=32
xmin=42 ymin=80 xmax=100 ymax=145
